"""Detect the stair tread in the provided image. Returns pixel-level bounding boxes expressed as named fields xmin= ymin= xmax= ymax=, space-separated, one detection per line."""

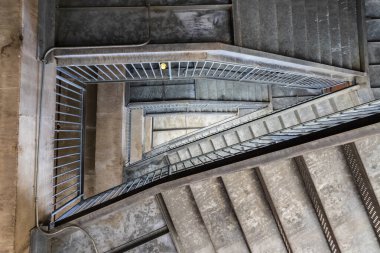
xmin=305 ymin=0 xmax=322 ymax=63
xmin=222 ymin=170 xmax=287 ymax=252
xmin=303 ymin=147 xmax=379 ymax=252
xmin=190 ymin=178 xmax=250 ymax=253
xmin=317 ymin=0 xmax=333 ymax=65
xmin=162 ymin=186 xmax=215 ymax=253
xmin=259 ymin=160 xmax=330 ymax=252
xmin=291 ymin=0 xmax=308 ymax=59
xmin=355 ymin=134 xmax=380 ymax=201
xmin=275 ymin=0 xmax=294 ymax=57
xmin=338 ymin=0 xmax=353 ymax=69
xmin=258 ymin=0 xmax=279 ymax=53
xmin=366 ymin=0 xmax=380 ymax=18
xmin=368 ymin=42 xmax=380 ymax=64
xmin=367 ymin=19 xmax=380 ymax=42
xmin=369 ymin=65 xmax=380 ymax=87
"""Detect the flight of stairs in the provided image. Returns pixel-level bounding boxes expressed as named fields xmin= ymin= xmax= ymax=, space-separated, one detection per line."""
xmin=366 ymin=0 xmax=380 ymax=98
xmin=236 ymin=0 xmax=361 ymax=70
xmin=126 ymin=86 xmax=372 ymax=179
xmin=49 ymin=134 xmax=380 ymax=252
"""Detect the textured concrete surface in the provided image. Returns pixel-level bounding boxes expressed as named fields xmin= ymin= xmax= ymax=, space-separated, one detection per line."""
xmin=303 ymin=147 xmax=379 ymax=252
xmin=130 ymin=109 xmax=144 ymax=163
xmin=259 ymin=160 xmax=330 ymax=252
xmin=152 ymin=114 xmax=233 ymax=147
xmin=95 ymin=83 xmax=125 ymax=193
xmin=127 ymin=234 xmax=177 ymax=253
xmin=163 ymin=186 xmax=214 ymax=253
xmin=51 ymin=197 xmax=167 ymax=252
xmin=355 ymin=134 xmax=380 ymax=201
xmin=0 ymin=0 xmax=22 ymax=252
xmin=222 ymin=170 xmax=287 ymax=253
xmin=190 ymin=178 xmax=250 ymax=253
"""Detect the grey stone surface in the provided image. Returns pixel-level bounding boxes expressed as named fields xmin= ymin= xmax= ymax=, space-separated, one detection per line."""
xmin=368 ymin=42 xmax=380 ymax=64
xmin=366 ymin=0 xmax=380 ymax=18
xmin=51 ymin=197 xmax=166 ymax=252
xmin=369 ymin=65 xmax=380 ymax=88
xmin=355 ymin=134 xmax=380 ymax=202
xmin=190 ymin=178 xmax=250 ymax=253
xmin=367 ymin=19 xmax=380 ymax=41
xmin=222 ymin=170 xmax=287 ymax=253
xmin=260 ymin=160 xmax=330 ymax=252
xmin=56 ymin=8 xmax=232 ymax=46
xmin=162 ymin=186 xmax=215 ymax=253
xmin=126 ymin=234 xmax=177 ymax=253
xmin=303 ymin=147 xmax=379 ymax=252
xmin=59 ymin=0 xmax=230 ymax=7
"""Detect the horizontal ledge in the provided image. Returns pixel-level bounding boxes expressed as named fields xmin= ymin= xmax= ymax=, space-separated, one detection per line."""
xmin=58 ymin=4 xmax=232 ymax=11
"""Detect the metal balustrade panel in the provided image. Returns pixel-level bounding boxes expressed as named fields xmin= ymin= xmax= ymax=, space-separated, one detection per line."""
xmin=52 ymin=99 xmax=380 ymax=226
xmin=57 ymin=60 xmax=348 ymax=89
xmin=51 ymin=73 xmax=85 ymax=222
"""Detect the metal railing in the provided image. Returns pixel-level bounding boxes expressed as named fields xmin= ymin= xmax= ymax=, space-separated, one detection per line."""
xmin=52 ymin=99 xmax=380 ymax=226
xmin=51 ymin=72 xmax=86 ymax=222
xmin=57 ymin=60 xmax=348 ymax=89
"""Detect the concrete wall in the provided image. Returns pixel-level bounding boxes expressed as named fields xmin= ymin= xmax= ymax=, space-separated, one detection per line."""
xmin=0 ymin=0 xmax=22 ymax=252
xmin=95 ymin=83 xmax=126 ymax=194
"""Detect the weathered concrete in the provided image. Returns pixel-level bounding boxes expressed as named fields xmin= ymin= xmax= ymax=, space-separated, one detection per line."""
xmin=127 ymin=234 xmax=177 ymax=253
xmin=190 ymin=178 xmax=250 ymax=253
xmin=355 ymin=134 xmax=380 ymax=201
xmin=144 ymin=116 xmax=153 ymax=153
xmin=259 ymin=160 xmax=330 ymax=252
xmin=130 ymin=109 xmax=144 ymax=163
xmin=162 ymin=186 xmax=214 ymax=253
xmin=0 ymin=0 xmax=21 ymax=251
xmin=152 ymin=114 xmax=233 ymax=147
xmin=303 ymin=147 xmax=379 ymax=252
xmin=51 ymin=197 xmax=168 ymax=252
xmin=95 ymin=83 xmax=125 ymax=194
xmin=222 ymin=170 xmax=287 ymax=253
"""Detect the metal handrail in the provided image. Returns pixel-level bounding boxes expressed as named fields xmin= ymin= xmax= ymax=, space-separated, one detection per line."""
xmin=52 ymin=98 xmax=380 ymax=226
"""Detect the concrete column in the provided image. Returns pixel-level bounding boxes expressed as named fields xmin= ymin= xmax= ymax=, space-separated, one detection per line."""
xmin=0 ymin=1 xmax=22 ymax=251
xmin=130 ymin=109 xmax=144 ymax=163
xmin=95 ymin=84 xmax=125 ymax=194
xmin=143 ymin=116 xmax=153 ymax=153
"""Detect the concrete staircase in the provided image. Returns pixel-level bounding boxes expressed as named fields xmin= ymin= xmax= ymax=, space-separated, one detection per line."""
xmin=366 ymin=0 xmax=380 ymax=98
xmin=49 ymin=134 xmax=380 ymax=252
xmin=125 ymin=86 xmax=372 ymax=179
xmin=236 ymin=0 xmax=361 ymax=70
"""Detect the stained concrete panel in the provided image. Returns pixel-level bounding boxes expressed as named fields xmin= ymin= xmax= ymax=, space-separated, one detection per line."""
xmin=222 ymin=170 xmax=287 ymax=253
xmin=95 ymin=84 xmax=125 ymax=193
xmin=355 ymin=134 xmax=380 ymax=202
xmin=260 ymin=160 xmax=330 ymax=252
xmin=51 ymin=197 xmax=166 ymax=252
xmin=56 ymin=8 xmax=232 ymax=46
xmin=126 ymin=234 xmax=177 ymax=253
xmin=163 ymin=186 xmax=215 ymax=253
xmin=303 ymin=147 xmax=379 ymax=252
xmin=190 ymin=178 xmax=250 ymax=253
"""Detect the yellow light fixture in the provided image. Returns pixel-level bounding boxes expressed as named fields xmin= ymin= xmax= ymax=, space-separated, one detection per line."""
xmin=160 ymin=62 xmax=167 ymax=70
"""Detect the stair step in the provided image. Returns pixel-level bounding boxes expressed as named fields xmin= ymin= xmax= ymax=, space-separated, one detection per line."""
xmin=275 ymin=0 xmax=294 ymax=57
xmin=369 ymin=65 xmax=380 ymax=87
xmin=338 ymin=0 xmax=353 ymax=69
xmin=368 ymin=42 xmax=380 ymax=64
xmin=163 ymin=89 xmax=359 ymax=165
xmin=258 ymin=0 xmax=279 ymax=53
xmin=291 ymin=0 xmax=308 ymax=59
xmin=366 ymin=0 xmax=380 ymax=18
xmin=259 ymin=160 xmax=330 ymax=251
xmin=162 ymin=186 xmax=215 ymax=253
xmin=317 ymin=0 xmax=333 ymax=65
xmin=328 ymin=0 xmax=343 ymax=67
xmin=190 ymin=178 xmax=250 ymax=253
xmin=355 ymin=134 xmax=380 ymax=201
xmin=305 ymin=0 xmax=321 ymax=63
xmin=222 ymin=170 xmax=287 ymax=252
xmin=303 ymin=147 xmax=379 ymax=252
xmin=367 ymin=19 xmax=380 ymax=42
xmin=373 ymin=87 xmax=380 ymax=98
